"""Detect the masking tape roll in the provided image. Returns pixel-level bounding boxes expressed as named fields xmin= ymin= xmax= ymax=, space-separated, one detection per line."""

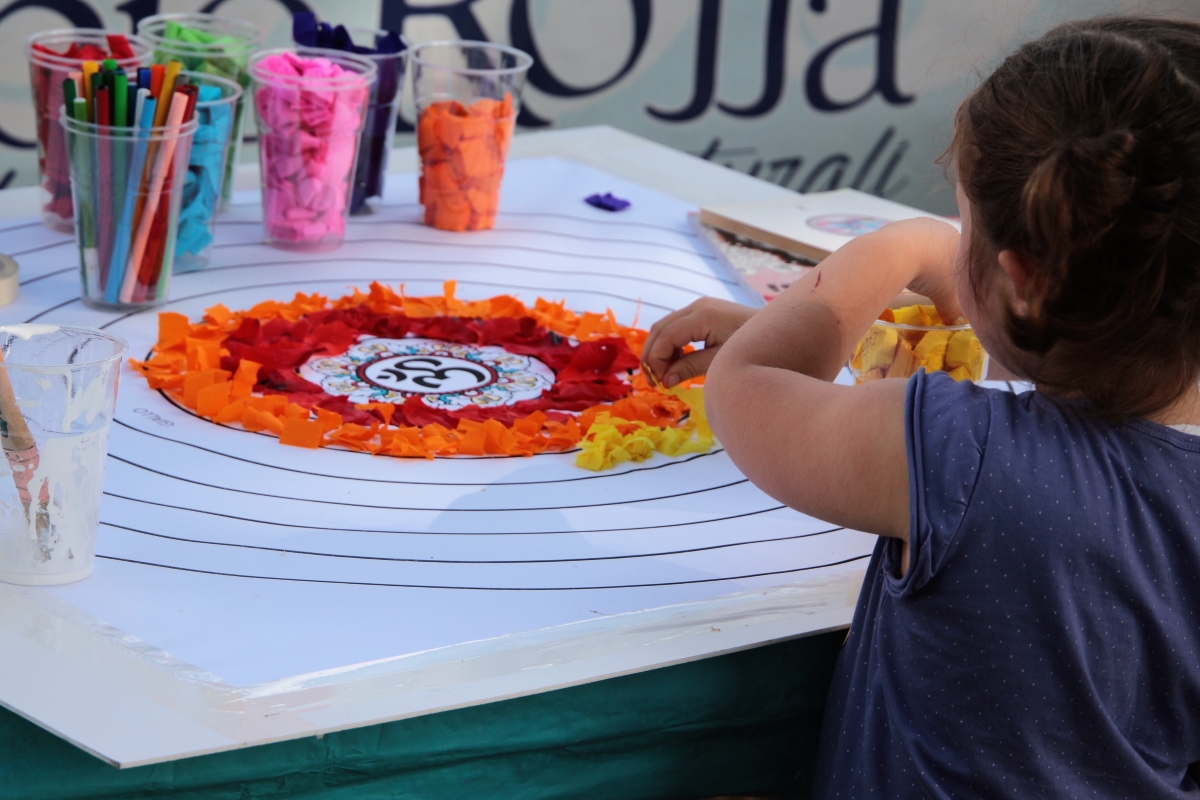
xmin=0 ymin=255 xmax=16 ymax=308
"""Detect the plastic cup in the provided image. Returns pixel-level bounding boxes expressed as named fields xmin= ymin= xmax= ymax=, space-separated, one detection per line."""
xmin=250 ymin=47 xmax=376 ymax=251
xmin=849 ymin=296 xmax=988 ymax=384
xmin=137 ymin=13 xmax=260 ymax=211
xmin=61 ymin=110 xmax=199 ymax=310
xmin=26 ymin=30 xmax=152 ymax=233
xmin=411 ymin=40 xmax=532 ymax=232
xmin=0 ymin=325 xmax=126 ymax=586
xmin=341 ymin=27 xmax=408 ymax=216
xmin=174 ymin=71 xmax=242 ymax=272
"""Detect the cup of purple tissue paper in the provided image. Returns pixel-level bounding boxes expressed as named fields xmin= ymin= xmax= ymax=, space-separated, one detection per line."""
xmin=293 ymin=13 xmax=406 ymax=216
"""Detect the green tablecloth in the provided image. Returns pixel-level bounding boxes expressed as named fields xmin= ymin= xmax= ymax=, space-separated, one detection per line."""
xmin=0 ymin=631 xmax=843 ymax=800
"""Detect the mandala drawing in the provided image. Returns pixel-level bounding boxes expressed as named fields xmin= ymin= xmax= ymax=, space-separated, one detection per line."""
xmin=130 ymin=282 xmax=713 ymax=470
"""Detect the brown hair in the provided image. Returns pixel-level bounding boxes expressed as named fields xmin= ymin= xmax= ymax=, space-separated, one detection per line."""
xmin=953 ymin=17 xmax=1200 ymax=419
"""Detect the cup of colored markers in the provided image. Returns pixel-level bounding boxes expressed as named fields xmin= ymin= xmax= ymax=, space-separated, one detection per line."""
xmin=411 ymin=41 xmax=532 ymax=232
xmin=174 ymin=71 xmax=242 ymax=272
xmin=250 ymin=47 xmax=376 ymax=250
xmin=291 ymin=14 xmax=407 ymax=215
xmin=59 ymin=61 xmax=200 ymax=309
xmin=26 ymin=29 xmax=151 ymax=232
xmin=137 ymin=13 xmax=260 ymax=212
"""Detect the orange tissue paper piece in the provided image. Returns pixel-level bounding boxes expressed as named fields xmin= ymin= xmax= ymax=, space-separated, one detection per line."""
xmin=231 ymin=360 xmax=261 ymax=400
xmin=280 ymin=418 xmax=325 ymax=449
xmin=196 ymin=381 xmax=232 ymax=418
xmin=183 ymin=369 xmax=231 ymax=409
xmin=158 ymin=312 xmax=191 ymax=351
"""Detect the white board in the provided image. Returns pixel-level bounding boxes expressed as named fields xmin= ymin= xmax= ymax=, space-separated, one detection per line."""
xmin=0 ymin=157 xmax=872 ymax=767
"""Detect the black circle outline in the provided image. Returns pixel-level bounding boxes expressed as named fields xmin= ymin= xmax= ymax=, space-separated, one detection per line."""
xmin=103 ymin=491 xmax=787 ymax=535
xmin=102 ymin=520 xmax=846 ymax=563
xmin=96 ymin=552 xmax=872 ymax=590
xmin=218 ymin=218 xmax=717 ymax=261
xmin=107 ymin=451 xmax=749 ymax=512
xmin=111 ymin=416 xmax=726 ymax=486
xmin=97 ymin=276 xmax=713 ymax=479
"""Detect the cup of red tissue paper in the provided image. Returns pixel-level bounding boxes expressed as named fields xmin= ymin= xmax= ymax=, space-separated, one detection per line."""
xmin=249 ymin=48 xmax=375 ymax=250
xmin=26 ymin=29 xmax=151 ymax=232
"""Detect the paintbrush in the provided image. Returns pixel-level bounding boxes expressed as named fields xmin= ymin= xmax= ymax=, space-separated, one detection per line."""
xmin=0 ymin=349 xmax=49 ymax=536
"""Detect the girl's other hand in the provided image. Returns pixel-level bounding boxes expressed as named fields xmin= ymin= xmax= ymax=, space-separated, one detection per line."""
xmin=642 ymin=298 xmax=757 ymax=388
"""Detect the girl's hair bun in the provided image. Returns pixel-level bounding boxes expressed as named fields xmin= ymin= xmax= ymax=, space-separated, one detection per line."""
xmin=954 ymin=18 xmax=1200 ymax=419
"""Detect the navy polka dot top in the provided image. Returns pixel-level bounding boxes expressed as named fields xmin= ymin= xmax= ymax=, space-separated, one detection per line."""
xmin=812 ymin=370 xmax=1200 ymax=799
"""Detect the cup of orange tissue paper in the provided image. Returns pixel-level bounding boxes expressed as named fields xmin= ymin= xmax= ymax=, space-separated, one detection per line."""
xmin=411 ymin=40 xmax=532 ymax=232
xmin=849 ymin=297 xmax=988 ymax=384
xmin=250 ymin=47 xmax=376 ymax=250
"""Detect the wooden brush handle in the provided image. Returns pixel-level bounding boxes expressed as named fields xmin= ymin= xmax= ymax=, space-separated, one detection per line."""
xmin=0 ymin=350 xmax=37 ymax=452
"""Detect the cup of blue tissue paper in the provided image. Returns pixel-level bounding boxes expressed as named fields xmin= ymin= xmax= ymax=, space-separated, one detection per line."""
xmin=175 ymin=71 xmax=241 ymax=272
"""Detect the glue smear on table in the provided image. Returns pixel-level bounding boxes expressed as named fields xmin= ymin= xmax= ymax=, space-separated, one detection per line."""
xmin=0 ymin=325 xmax=113 ymax=585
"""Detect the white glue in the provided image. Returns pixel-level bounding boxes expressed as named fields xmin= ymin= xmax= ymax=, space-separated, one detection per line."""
xmin=0 ymin=429 xmax=109 ymax=585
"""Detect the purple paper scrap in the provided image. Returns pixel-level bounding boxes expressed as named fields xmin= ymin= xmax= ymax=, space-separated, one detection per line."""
xmin=585 ymin=192 xmax=631 ymax=212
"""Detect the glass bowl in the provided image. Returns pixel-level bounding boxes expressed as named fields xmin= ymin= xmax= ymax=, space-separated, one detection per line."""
xmin=849 ymin=301 xmax=988 ymax=384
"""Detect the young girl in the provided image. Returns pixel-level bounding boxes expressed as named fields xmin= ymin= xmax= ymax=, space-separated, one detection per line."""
xmin=643 ymin=17 xmax=1200 ymax=798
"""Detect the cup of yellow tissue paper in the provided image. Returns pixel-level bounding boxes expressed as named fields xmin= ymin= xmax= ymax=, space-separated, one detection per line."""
xmin=849 ymin=298 xmax=987 ymax=384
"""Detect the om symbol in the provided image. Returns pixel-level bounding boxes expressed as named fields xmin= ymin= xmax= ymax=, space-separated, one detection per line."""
xmin=359 ymin=355 xmax=497 ymax=394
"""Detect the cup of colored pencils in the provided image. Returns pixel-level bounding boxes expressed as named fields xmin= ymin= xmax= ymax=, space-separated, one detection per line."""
xmin=0 ymin=325 xmax=126 ymax=586
xmin=411 ymin=41 xmax=532 ymax=232
xmin=291 ymin=14 xmax=408 ymax=216
xmin=137 ymin=13 xmax=260 ymax=212
xmin=250 ymin=48 xmax=376 ymax=250
xmin=26 ymin=29 xmax=151 ymax=233
xmin=175 ymin=71 xmax=242 ymax=272
xmin=59 ymin=61 xmax=200 ymax=309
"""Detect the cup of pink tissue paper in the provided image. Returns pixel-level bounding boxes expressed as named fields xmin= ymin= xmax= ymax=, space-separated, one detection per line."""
xmin=249 ymin=48 xmax=376 ymax=250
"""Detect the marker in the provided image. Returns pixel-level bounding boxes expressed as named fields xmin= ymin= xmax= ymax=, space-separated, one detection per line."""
xmin=121 ymin=91 xmax=187 ymax=303
xmin=105 ymin=95 xmax=156 ymax=305
xmin=81 ymin=61 xmax=99 ymax=116
xmin=153 ymin=61 xmax=181 ymax=128
xmin=149 ymin=64 xmax=164 ymax=100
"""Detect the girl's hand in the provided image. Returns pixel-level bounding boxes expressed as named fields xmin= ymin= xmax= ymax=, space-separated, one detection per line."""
xmin=890 ymin=218 xmax=964 ymax=324
xmin=641 ymin=298 xmax=757 ymax=388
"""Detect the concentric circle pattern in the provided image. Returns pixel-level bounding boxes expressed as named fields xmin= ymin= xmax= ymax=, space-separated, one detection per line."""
xmin=0 ymin=159 xmax=874 ymax=687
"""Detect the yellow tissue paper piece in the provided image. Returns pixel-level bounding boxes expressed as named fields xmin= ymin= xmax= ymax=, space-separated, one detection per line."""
xmin=859 ymin=326 xmax=899 ymax=372
xmin=913 ymin=329 xmax=953 ymax=372
xmin=945 ymin=329 xmax=983 ymax=372
xmin=575 ymin=390 xmax=715 ymax=472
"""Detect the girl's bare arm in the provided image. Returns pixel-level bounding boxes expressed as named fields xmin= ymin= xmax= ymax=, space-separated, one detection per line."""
xmin=705 ymin=218 xmax=960 ymax=540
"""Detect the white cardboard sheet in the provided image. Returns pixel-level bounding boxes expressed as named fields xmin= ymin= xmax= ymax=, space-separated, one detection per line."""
xmin=0 ymin=157 xmax=872 ymax=766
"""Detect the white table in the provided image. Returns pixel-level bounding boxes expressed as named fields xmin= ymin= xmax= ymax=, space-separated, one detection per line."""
xmin=0 ymin=127 xmax=869 ymax=769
